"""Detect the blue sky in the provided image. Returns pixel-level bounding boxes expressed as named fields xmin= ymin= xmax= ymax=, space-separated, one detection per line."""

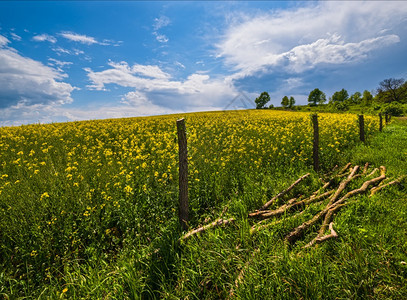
xmin=0 ymin=1 xmax=406 ymax=126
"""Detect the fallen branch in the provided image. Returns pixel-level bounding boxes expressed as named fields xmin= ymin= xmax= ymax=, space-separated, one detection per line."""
xmin=181 ymin=218 xmax=235 ymax=241
xmin=362 ymin=162 xmax=369 ymax=175
xmin=318 ymin=203 xmax=347 ymax=237
xmin=367 ymin=168 xmax=379 ymax=177
xmin=249 ymin=190 xmax=333 ymax=220
xmin=370 ymin=176 xmax=405 ymax=196
xmin=338 ymin=163 xmax=352 ymax=175
xmin=258 ymin=173 xmax=310 ymax=211
xmin=286 ymin=167 xmax=386 ymax=244
xmin=304 ymin=222 xmax=338 ymax=248
xmin=248 ymin=197 xmax=298 ymax=219
xmin=328 ymin=165 xmax=360 ymax=206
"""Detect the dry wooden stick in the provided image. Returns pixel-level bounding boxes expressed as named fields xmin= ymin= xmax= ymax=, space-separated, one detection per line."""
xmin=362 ymin=162 xmax=369 ymax=175
xmin=258 ymin=173 xmax=310 ymax=211
xmin=249 ymin=190 xmax=333 ymax=220
xmin=248 ymin=197 xmax=298 ymax=218
xmin=286 ymin=167 xmax=386 ymax=244
xmin=313 ymin=163 xmax=353 ymax=196
xmin=318 ymin=167 xmax=386 ymax=236
xmin=338 ymin=163 xmax=352 ymax=175
xmin=367 ymin=168 xmax=379 ymax=177
xmin=304 ymin=222 xmax=338 ymax=248
xmin=327 ymin=165 xmax=360 ymax=206
xmin=181 ymin=217 xmax=235 ymax=241
xmin=285 ymin=207 xmax=329 ymax=244
xmin=334 ymin=166 xmax=386 ymax=203
xmin=370 ymin=176 xmax=406 ymax=196
xmin=318 ymin=203 xmax=347 ymax=236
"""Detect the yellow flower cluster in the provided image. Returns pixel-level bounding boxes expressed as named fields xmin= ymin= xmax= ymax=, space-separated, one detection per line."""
xmin=0 ymin=110 xmax=379 ymax=230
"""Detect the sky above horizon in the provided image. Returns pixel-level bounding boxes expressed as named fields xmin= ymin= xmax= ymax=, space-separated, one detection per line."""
xmin=1 ymin=1 xmax=407 ymax=126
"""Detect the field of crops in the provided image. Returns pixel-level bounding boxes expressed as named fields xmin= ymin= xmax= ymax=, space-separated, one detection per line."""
xmin=0 ymin=110 xmax=383 ymax=297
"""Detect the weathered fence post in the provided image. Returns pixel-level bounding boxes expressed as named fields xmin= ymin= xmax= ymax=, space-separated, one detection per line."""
xmin=312 ymin=114 xmax=319 ymax=172
xmin=379 ymin=113 xmax=383 ymax=132
xmin=359 ymin=115 xmax=365 ymax=143
xmin=176 ymin=118 xmax=189 ymax=231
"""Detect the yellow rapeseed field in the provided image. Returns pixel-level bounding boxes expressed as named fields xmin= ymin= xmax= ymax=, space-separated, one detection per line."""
xmin=0 ymin=109 xmax=379 ymax=288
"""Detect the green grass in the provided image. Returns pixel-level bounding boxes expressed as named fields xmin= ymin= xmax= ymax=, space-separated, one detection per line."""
xmin=0 ymin=114 xmax=406 ymax=299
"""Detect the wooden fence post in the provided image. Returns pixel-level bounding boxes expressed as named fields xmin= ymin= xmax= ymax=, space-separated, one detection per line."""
xmin=379 ymin=113 xmax=383 ymax=132
xmin=176 ymin=118 xmax=189 ymax=231
xmin=312 ymin=114 xmax=319 ymax=172
xmin=359 ymin=114 xmax=365 ymax=142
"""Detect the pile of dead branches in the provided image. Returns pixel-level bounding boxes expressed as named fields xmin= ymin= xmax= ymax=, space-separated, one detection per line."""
xmin=181 ymin=163 xmax=405 ymax=248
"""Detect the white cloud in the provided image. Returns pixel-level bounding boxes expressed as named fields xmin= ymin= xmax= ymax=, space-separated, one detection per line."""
xmin=175 ymin=61 xmax=186 ymax=69
xmin=0 ymin=36 xmax=75 ymax=109
xmin=33 ymin=34 xmax=57 ymax=43
xmin=154 ymin=33 xmax=169 ymax=43
xmin=0 ymin=101 xmax=179 ymax=127
xmin=10 ymin=33 xmax=22 ymax=41
xmin=283 ymin=34 xmax=400 ymax=73
xmin=153 ymin=16 xmax=170 ymax=31
xmin=152 ymin=16 xmax=170 ymax=43
xmin=59 ymin=31 xmax=98 ymax=44
xmin=85 ymin=60 xmax=243 ymax=110
xmin=52 ymin=46 xmax=71 ymax=55
xmin=218 ymin=2 xmax=407 ymax=79
xmin=51 ymin=47 xmax=85 ymax=57
xmin=0 ymin=35 xmax=9 ymax=47
xmin=47 ymin=58 xmax=73 ymax=73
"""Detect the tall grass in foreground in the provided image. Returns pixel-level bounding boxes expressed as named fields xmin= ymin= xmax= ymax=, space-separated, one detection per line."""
xmin=0 ymin=110 xmax=392 ymax=298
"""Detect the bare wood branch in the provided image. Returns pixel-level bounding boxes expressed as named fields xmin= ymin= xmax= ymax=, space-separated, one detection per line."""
xmin=313 ymin=163 xmax=352 ymax=195
xmin=304 ymin=222 xmax=338 ymax=248
xmin=327 ymin=165 xmax=360 ymax=206
xmin=248 ymin=197 xmax=298 ymax=218
xmin=370 ymin=176 xmax=406 ymax=196
xmin=367 ymin=168 xmax=379 ymax=177
xmin=285 ymin=208 xmax=328 ymax=244
xmin=338 ymin=163 xmax=352 ymax=175
xmin=181 ymin=218 xmax=235 ymax=241
xmin=249 ymin=190 xmax=333 ymax=220
xmin=286 ymin=167 xmax=385 ymax=244
xmin=318 ymin=204 xmax=347 ymax=236
xmin=362 ymin=162 xmax=369 ymax=175
xmin=257 ymin=173 xmax=310 ymax=211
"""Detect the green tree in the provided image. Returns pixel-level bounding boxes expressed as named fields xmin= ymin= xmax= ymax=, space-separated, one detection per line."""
xmin=281 ymin=96 xmax=289 ymax=108
xmin=308 ymin=88 xmax=326 ymax=106
xmin=289 ymin=96 xmax=295 ymax=108
xmin=348 ymin=91 xmax=362 ymax=105
xmin=361 ymin=90 xmax=373 ymax=106
xmin=376 ymin=78 xmax=407 ymax=103
xmin=255 ymin=92 xmax=270 ymax=109
xmin=331 ymin=88 xmax=349 ymax=103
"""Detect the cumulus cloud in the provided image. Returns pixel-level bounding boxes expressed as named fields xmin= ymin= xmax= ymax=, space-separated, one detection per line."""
xmin=0 ymin=101 xmax=180 ymax=127
xmin=218 ymin=1 xmax=407 ymax=79
xmin=33 ymin=33 xmax=57 ymax=43
xmin=85 ymin=60 xmax=245 ymax=110
xmin=0 ymin=34 xmax=75 ymax=109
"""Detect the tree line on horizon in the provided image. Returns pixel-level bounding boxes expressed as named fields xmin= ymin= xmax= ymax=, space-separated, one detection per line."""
xmin=254 ymin=77 xmax=407 ymax=116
